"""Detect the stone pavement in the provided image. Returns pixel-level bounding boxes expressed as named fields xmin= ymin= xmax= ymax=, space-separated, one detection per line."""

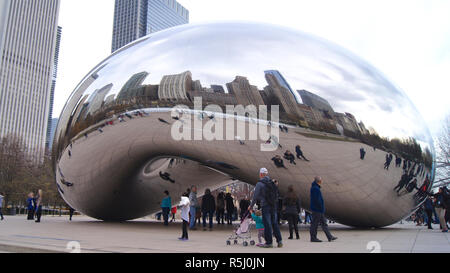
xmin=0 ymin=215 xmax=448 ymax=253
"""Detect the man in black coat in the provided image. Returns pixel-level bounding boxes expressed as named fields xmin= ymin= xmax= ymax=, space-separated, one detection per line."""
xmin=201 ymin=189 xmax=216 ymax=230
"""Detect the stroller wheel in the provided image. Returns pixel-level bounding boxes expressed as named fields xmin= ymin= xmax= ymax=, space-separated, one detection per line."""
xmin=234 ymin=240 xmax=238 ymax=245
xmin=226 ymin=240 xmax=231 ymax=246
xmin=243 ymin=241 xmax=248 ymax=247
xmin=250 ymin=240 xmax=255 ymax=246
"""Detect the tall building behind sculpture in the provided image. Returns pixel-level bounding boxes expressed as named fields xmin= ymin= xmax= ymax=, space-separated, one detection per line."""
xmin=112 ymin=0 xmax=189 ymax=53
xmin=264 ymin=70 xmax=304 ymax=119
xmin=298 ymin=89 xmax=335 ymax=114
xmin=0 ymin=0 xmax=61 ymax=160
xmin=46 ymin=26 xmax=62 ymax=150
xmin=226 ymin=76 xmax=264 ymax=107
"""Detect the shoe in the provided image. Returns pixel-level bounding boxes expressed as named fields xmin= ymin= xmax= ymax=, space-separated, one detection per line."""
xmin=203 ymin=228 xmax=207 ymax=231
xmin=277 ymin=242 xmax=283 ymax=248
xmin=288 ymin=236 xmax=293 ymax=240
xmin=311 ymin=238 xmax=322 ymax=243
xmin=256 ymin=243 xmax=264 ymax=247
xmin=442 ymin=230 xmax=448 ymax=233
xmin=328 ymin=236 xmax=338 ymax=242
xmin=296 ymin=235 xmax=300 ymax=240
xmin=259 ymin=244 xmax=273 ymax=248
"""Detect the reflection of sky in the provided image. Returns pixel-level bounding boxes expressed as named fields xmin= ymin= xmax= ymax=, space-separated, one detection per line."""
xmin=71 ymin=21 xmax=433 ymax=149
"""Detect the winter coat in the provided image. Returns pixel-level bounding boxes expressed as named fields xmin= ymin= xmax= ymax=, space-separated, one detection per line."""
xmin=310 ymin=181 xmax=325 ymax=213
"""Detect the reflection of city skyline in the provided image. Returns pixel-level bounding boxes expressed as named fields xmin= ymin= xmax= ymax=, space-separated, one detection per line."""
xmin=64 ymin=68 xmax=432 ymax=168
xmin=102 ymin=69 xmax=370 ymax=136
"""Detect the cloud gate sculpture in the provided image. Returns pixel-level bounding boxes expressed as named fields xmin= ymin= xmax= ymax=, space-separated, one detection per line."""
xmin=53 ymin=22 xmax=435 ymax=227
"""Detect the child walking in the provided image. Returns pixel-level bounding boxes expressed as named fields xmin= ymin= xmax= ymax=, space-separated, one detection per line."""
xmin=179 ymin=193 xmax=190 ymax=241
xmin=250 ymin=209 xmax=265 ymax=246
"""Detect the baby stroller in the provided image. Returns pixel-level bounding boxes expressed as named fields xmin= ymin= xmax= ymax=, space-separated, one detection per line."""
xmin=226 ymin=211 xmax=255 ymax=247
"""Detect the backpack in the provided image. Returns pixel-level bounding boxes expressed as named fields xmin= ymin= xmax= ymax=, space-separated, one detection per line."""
xmin=263 ymin=179 xmax=278 ymax=207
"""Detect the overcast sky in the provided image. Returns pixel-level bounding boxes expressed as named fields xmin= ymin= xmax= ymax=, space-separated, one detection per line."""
xmin=56 ymin=0 xmax=450 ymax=137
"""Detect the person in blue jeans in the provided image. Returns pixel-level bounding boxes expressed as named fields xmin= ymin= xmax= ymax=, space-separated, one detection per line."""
xmin=189 ymin=186 xmax=199 ymax=230
xmin=161 ymin=191 xmax=172 ymax=226
xmin=249 ymin=168 xmax=283 ymax=248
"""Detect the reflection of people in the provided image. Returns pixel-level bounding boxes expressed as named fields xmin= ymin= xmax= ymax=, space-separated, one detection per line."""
xmin=393 ymin=171 xmax=410 ymax=194
xmin=159 ymin=172 xmax=175 ymax=183
xmin=295 ymin=145 xmax=310 ymax=161
xmin=309 ymin=177 xmax=337 ymax=243
xmin=283 ymin=150 xmax=296 ymax=165
xmin=249 ymin=168 xmax=283 ymax=248
xmin=239 ymin=197 xmax=250 ymax=220
xmin=359 ymin=148 xmax=366 ymax=160
xmin=271 ymin=155 xmax=287 ymax=169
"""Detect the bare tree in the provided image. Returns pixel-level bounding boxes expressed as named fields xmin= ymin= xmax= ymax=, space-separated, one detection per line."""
xmin=434 ymin=114 xmax=450 ymax=188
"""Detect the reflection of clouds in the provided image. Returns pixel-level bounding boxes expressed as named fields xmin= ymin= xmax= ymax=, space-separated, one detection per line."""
xmin=70 ymin=21 xmax=432 ymax=149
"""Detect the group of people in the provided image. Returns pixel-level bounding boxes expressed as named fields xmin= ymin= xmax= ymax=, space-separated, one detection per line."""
xmin=271 ymin=145 xmax=310 ymax=169
xmin=164 ymin=166 xmax=338 ymax=247
xmin=248 ymin=168 xmax=337 ymax=248
xmin=412 ymin=187 xmax=450 ymax=232
xmin=26 ymin=190 xmax=44 ymax=222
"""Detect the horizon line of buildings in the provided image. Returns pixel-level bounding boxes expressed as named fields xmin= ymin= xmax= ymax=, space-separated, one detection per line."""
xmin=77 ymin=69 xmax=370 ymax=137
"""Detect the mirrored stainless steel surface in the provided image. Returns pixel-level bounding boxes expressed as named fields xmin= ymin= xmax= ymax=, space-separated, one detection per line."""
xmin=53 ymin=22 xmax=435 ymax=227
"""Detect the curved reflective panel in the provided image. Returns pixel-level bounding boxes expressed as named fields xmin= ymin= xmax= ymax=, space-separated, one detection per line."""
xmin=53 ymin=22 xmax=435 ymax=227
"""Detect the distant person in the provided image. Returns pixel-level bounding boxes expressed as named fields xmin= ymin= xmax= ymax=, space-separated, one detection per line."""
xmin=216 ymin=192 xmax=225 ymax=224
xmin=304 ymin=210 xmax=312 ymax=224
xmin=26 ymin=193 xmax=35 ymax=220
xmin=360 ymin=148 xmax=366 ymax=160
xmin=201 ymin=189 xmax=216 ymax=231
xmin=161 ymin=191 xmax=172 ymax=226
xmin=0 ymin=192 xmax=4 ymax=221
xmin=239 ymin=197 xmax=250 ymax=220
xmin=250 ymin=209 xmax=265 ymax=247
xmin=189 ymin=186 xmax=199 ymax=230
xmin=393 ymin=171 xmax=410 ymax=194
xmin=309 ymin=177 xmax=337 ymax=242
xmin=249 ymin=168 xmax=283 ymax=248
xmin=179 ymin=192 xmax=190 ymax=241
xmin=171 ymin=206 xmax=177 ymax=222
xmin=295 ymin=145 xmax=310 ymax=161
xmin=35 ymin=189 xmax=43 ymax=223
xmin=225 ymin=193 xmax=234 ymax=225
xmin=284 ymin=185 xmax=301 ymax=240
xmin=69 ymin=207 xmax=75 ymax=221
xmin=283 ymin=150 xmax=296 ymax=165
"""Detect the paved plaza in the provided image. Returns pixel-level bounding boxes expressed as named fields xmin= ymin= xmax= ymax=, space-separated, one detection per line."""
xmin=0 ymin=215 xmax=449 ymax=253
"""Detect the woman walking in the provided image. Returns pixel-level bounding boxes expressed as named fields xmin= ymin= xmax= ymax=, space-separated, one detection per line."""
xmin=216 ymin=192 xmax=225 ymax=224
xmin=283 ymin=185 xmax=301 ymax=239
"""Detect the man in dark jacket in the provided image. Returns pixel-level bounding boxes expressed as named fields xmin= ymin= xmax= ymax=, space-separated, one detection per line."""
xmin=310 ymin=177 xmax=337 ymax=242
xmin=201 ymin=189 xmax=216 ymax=231
xmin=249 ymin=168 xmax=283 ymax=248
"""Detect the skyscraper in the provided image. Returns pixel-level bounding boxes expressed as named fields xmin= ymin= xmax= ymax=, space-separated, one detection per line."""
xmin=0 ymin=0 xmax=60 ymax=160
xmin=46 ymin=26 xmax=62 ymax=150
xmin=264 ymin=70 xmax=304 ymax=119
xmin=112 ymin=0 xmax=189 ymax=53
